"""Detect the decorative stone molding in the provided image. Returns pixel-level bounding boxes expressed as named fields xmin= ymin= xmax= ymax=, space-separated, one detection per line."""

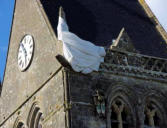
xmin=100 ymin=49 xmax=167 ymax=81
xmin=107 ymin=97 xmax=135 ymax=128
xmin=144 ymin=99 xmax=165 ymax=128
xmin=106 ymin=87 xmax=136 ymax=128
xmin=27 ymin=102 xmax=43 ymax=128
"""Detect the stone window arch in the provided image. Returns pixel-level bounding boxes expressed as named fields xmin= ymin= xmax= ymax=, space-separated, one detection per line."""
xmin=107 ymin=95 xmax=135 ymax=128
xmin=27 ymin=102 xmax=43 ymax=128
xmin=144 ymin=99 xmax=165 ymax=128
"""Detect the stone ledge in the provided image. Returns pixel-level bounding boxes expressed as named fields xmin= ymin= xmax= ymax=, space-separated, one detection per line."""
xmin=100 ymin=49 xmax=167 ymax=82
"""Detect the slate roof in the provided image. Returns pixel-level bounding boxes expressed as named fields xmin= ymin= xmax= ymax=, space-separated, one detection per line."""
xmin=40 ymin=0 xmax=167 ymax=58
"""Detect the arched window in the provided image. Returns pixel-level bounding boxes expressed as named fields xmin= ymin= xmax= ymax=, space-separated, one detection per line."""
xmin=110 ymin=98 xmax=132 ymax=128
xmin=144 ymin=100 xmax=163 ymax=128
xmin=27 ymin=102 xmax=43 ymax=128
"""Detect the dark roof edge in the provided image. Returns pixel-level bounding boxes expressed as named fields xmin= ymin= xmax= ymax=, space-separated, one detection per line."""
xmin=139 ymin=0 xmax=167 ymax=43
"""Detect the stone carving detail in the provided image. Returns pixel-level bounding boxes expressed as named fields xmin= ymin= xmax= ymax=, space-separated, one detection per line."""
xmin=112 ymin=100 xmax=124 ymax=128
xmin=110 ymin=98 xmax=132 ymax=128
xmin=145 ymin=107 xmax=157 ymax=127
xmin=27 ymin=102 xmax=43 ymax=128
xmin=110 ymin=28 xmax=137 ymax=53
xmin=144 ymin=101 xmax=163 ymax=128
xmin=100 ymin=49 xmax=167 ymax=81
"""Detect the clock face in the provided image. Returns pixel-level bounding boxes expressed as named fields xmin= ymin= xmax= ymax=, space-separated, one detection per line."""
xmin=18 ymin=35 xmax=34 ymax=71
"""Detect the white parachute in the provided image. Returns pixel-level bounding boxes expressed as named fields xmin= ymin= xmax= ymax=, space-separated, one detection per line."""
xmin=57 ymin=15 xmax=106 ymax=74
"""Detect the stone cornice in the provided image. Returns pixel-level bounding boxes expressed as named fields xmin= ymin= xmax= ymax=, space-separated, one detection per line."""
xmin=100 ymin=49 xmax=167 ymax=82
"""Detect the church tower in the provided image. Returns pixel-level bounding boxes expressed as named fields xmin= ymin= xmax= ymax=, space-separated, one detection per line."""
xmin=1 ymin=0 xmax=167 ymax=128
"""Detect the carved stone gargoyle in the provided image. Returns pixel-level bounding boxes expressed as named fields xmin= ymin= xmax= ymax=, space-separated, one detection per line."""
xmin=110 ymin=28 xmax=138 ymax=53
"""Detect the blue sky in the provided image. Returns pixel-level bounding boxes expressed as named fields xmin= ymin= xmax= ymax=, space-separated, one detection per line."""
xmin=0 ymin=0 xmax=15 ymax=80
xmin=0 ymin=0 xmax=167 ymax=82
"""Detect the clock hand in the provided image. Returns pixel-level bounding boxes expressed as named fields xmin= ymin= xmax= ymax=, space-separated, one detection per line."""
xmin=20 ymin=43 xmax=24 ymax=49
xmin=20 ymin=43 xmax=27 ymax=56
xmin=24 ymin=52 xmax=27 ymax=67
xmin=20 ymin=43 xmax=27 ymax=67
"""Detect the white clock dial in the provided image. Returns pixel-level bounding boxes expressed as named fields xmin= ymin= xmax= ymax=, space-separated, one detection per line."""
xmin=18 ymin=35 xmax=34 ymax=71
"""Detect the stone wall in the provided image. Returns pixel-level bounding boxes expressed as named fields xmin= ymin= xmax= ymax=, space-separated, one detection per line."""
xmin=0 ymin=0 xmax=64 ymax=127
xmin=66 ymin=68 xmax=167 ymax=128
xmin=0 ymin=69 xmax=66 ymax=128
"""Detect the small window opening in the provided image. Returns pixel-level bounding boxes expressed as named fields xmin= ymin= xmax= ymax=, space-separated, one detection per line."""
xmin=111 ymin=106 xmax=119 ymax=128
xmin=144 ymin=110 xmax=149 ymax=126
xmin=122 ymin=109 xmax=129 ymax=128
xmin=154 ymin=113 xmax=160 ymax=128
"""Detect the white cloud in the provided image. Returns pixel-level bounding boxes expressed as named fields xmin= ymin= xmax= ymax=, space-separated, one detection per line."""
xmin=146 ymin=0 xmax=167 ymax=32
